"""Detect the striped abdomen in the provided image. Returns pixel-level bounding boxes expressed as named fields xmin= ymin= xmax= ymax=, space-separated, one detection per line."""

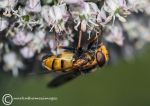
xmin=42 ymin=52 xmax=74 ymax=72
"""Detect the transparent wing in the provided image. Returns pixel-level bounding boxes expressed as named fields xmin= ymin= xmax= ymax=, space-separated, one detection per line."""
xmin=47 ymin=70 xmax=81 ymax=88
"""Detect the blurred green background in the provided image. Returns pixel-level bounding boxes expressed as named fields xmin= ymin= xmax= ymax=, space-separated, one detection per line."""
xmin=1 ymin=47 xmax=150 ymax=106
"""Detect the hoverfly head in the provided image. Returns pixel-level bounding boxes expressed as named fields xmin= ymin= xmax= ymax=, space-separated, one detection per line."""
xmin=96 ymin=43 xmax=109 ymax=67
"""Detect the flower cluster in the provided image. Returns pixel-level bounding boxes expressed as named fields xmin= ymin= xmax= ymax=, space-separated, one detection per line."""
xmin=0 ymin=0 xmax=150 ymax=77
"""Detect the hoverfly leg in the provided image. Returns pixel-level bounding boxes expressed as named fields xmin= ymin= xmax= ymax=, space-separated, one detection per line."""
xmin=87 ymin=35 xmax=98 ymax=50
xmin=77 ymin=30 xmax=82 ymax=50
xmin=87 ymin=31 xmax=101 ymax=50
xmin=79 ymin=70 xmax=85 ymax=75
xmin=57 ymin=45 xmax=75 ymax=51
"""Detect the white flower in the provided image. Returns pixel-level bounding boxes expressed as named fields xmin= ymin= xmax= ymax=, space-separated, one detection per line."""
xmin=12 ymin=31 xmax=33 ymax=46
xmin=3 ymin=52 xmax=24 ymax=77
xmin=0 ymin=17 xmax=9 ymax=31
xmin=103 ymin=0 xmax=130 ymax=23
xmin=105 ymin=25 xmax=124 ymax=46
xmin=12 ymin=7 xmax=39 ymax=30
xmin=123 ymin=20 xmax=150 ymax=41
xmin=48 ymin=38 xmax=69 ymax=55
xmin=70 ymin=2 xmax=100 ymax=32
xmin=0 ymin=0 xmax=18 ymax=17
xmin=143 ymin=0 xmax=150 ymax=15
xmin=123 ymin=21 xmax=139 ymax=40
xmin=41 ymin=4 xmax=69 ymax=33
xmin=66 ymin=28 xmax=74 ymax=42
xmin=47 ymin=33 xmax=70 ymax=55
xmin=123 ymin=18 xmax=150 ymax=49
xmin=127 ymin=0 xmax=147 ymax=12
xmin=138 ymin=26 xmax=150 ymax=42
xmin=63 ymin=0 xmax=84 ymax=5
xmin=48 ymin=39 xmax=57 ymax=54
xmin=20 ymin=30 xmax=46 ymax=58
xmin=145 ymin=4 xmax=150 ymax=15
xmin=31 ymin=30 xmax=46 ymax=53
xmin=20 ymin=47 xmax=35 ymax=58
xmin=57 ymin=39 xmax=69 ymax=54
xmin=0 ymin=0 xmax=18 ymax=9
xmin=25 ymin=0 xmax=41 ymax=13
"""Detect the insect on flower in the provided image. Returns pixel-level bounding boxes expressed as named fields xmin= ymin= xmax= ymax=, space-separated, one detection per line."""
xmin=42 ymin=32 xmax=109 ymax=87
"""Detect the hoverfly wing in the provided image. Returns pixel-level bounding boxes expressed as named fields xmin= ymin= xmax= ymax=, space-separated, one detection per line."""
xmin=47 ymin=70 xmax=81 ymax=88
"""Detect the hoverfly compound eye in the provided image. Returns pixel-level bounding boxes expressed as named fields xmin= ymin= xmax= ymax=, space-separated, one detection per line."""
xmin=96 ymin=51 xmax=106 ymax=67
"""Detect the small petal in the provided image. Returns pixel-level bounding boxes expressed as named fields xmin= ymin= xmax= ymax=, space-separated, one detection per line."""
xmin=116 ymin=14 xmax=127 ymax=22
xmin=20 ymin=47 xmax=35 ymax=58
xmin=25 ymin=0 xmax=42 ymax=13
xmin=0 ymin=18 xmax=9 ymax=31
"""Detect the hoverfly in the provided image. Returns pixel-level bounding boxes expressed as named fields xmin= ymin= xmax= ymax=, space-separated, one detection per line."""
xmin=42 ymin=32 xmax=109 ymax=88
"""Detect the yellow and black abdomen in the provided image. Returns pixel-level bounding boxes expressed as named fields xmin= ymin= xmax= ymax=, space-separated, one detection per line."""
xmin=42 ymin=52 xmax=74 ymax=72
xmin=51 ymin=58 xmax=73 ymax=71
